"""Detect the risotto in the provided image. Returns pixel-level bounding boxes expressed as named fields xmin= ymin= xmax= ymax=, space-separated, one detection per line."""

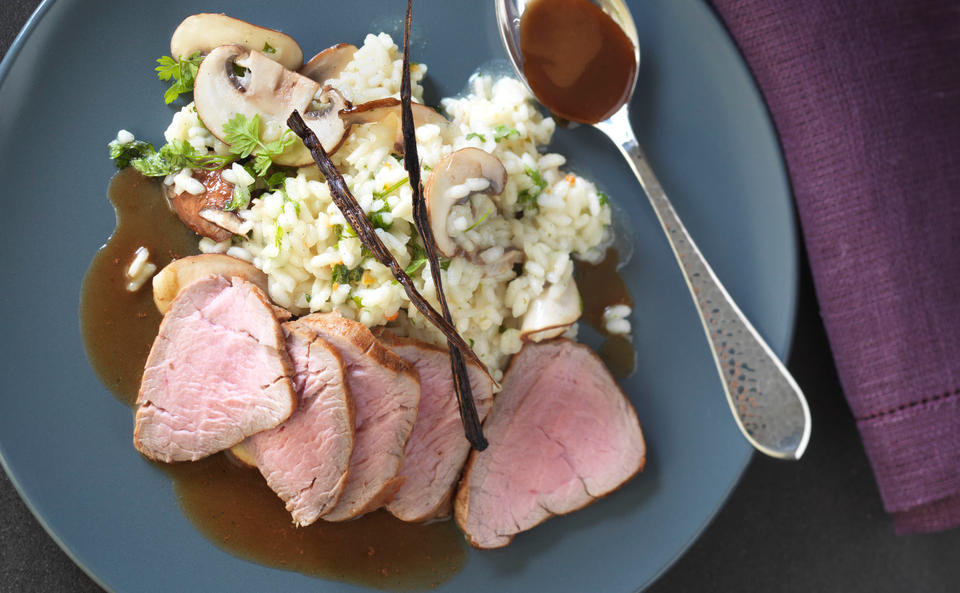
xmin=148 ymin=33 xmax=616 ymax=378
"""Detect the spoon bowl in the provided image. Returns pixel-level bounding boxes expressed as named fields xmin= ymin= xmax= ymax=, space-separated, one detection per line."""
xmin=496 ymin=0 xmax=811 ymax=460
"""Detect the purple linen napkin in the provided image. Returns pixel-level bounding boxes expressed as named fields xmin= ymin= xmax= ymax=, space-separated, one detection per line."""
xmin=710 ymin=0 xmax=960 ymax=533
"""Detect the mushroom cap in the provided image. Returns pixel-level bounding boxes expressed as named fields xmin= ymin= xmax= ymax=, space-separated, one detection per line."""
xmin=300 ymin=43 xmax=358 ymax=83
xmin=170 ymin=13 xmax=303 ymax=70
xmin=193 ymin=46 xmax=351 ymax=167
xmin=424 ymin=148 xmax=508 ymax=257
xmin=519 ymin=279 xmax=583 ymax=342
xmin=340 ymin=98 xmax=451 ymax=153
xmin=152 ymin=254 xmax=269 ymax=314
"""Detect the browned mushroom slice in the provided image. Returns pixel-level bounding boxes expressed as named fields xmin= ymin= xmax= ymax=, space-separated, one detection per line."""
xmin=152 ymin=253 xmax=269 ymax=315
xmin=340 ymin=98 xmax=450 ymax=153
xmin=166 ymin=169 xmax=242 ymax=242
xmin=300 ymin=43 xmax=358 ymax=83
xmin=519 ymin=279 xmax=583 ymax=342
xmin=423 ymin=148 xmax=508 ymax=257
xmin=170 ymin=13 xmax=303 ymax=70
xmin=193 ymin=46 xmax=351 ymax=167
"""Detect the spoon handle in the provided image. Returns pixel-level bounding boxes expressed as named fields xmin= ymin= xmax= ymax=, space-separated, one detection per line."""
xmin=596 ymin=105 xmax=811 ymax=460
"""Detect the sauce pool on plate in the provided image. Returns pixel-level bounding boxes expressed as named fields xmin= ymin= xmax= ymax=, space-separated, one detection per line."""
xmin=80 ymin=168 xmax=198 ymax=405
xmin=80 ymin=171 xmax=466 ymax=589
xmin=519 ymin=0 xmax=637 ymax=124
xmin=576 ymin=248 xmax=636 ymax=377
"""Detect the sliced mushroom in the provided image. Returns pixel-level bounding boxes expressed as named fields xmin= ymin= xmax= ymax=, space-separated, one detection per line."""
xmin=519 ymin=279 xmax=582 ymax=342
xmin=340 ymin=98 xmax=450 ymax=153
xmin=424 ymin=148 xmax=507 ymax=257
xmin=198 ymin=207 xmax=245 ymax=236
xmin=300 ymin=43 xmax=357 ymax=83
xmin=193 ymin=46 xmax=351 ymax=167
xmin=152 ymin=253 xmax=268 ymax=314
xmin=170 ymin=13 xmax=303 ymax=70
xmin=167 ymin=169 xmax=242 ymax=242
xmin=228 ymin=442 xmax=258 ymax=468
xmin=299 ymin=86 xmax=353 ymax=161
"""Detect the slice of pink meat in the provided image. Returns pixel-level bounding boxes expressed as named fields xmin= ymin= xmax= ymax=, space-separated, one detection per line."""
xmin=242 ymin=321 xmax=355 ymax=526
xmin=134 ymin=276 xmax=296 ymax=463
xmin=455 ymin=339 xmax=646 ymax=549
xmin=297 ymin=313 xmax=420 ymax=521
xmin=375 ymin=331 xmax=494 ymax=522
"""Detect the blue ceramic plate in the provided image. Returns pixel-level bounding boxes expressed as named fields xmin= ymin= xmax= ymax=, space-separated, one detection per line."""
xmin=0 ymin=1 xmax=796 ymax=591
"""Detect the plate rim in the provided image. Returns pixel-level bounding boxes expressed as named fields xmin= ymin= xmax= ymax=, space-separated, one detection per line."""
xmin=0 ymin=1 xmax=800 ymax=591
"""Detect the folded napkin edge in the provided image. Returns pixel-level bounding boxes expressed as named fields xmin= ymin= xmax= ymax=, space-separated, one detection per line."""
xmin=857 ymin=393 xmax=960 ymax=513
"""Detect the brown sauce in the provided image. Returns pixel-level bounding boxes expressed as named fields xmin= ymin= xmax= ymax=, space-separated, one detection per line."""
xmin=80 ymin=169 xmax=466 ymax=588
xmin=519 ymin=0 xmax=637 ymax=123
xmin=166 ymin=454 xmax=465 ymax=590
xmin=80 ymin=168 xmax=198 ymax=404
xmin=576 ymin=248 xmax=636 ymax=377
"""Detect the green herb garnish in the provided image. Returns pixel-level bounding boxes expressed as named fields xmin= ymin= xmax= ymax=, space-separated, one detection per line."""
xmin=405 ymin=240 xmax=450 ymax=275
xmin=373 ymin=177 xmax=409 ymax=199
xmin=225 ymin=185 xmax=251 ymax=211
xmin=222 ymin=113 xmax=297 ymax=177
xmin=517 ymin=165 xmax=547 ymax=211
xmin=369 ymin=210 xmax=392 ymax=231
xmin=108 ymin=139 xmax=154 ymax=169
xmin=598 ymin=191 xmax=610 ymax=206
xmin=465 ymin=132 xmax=486 ymax=142
xmin=335 ymin=222 xmax=358 ymax=241
xmin=331 ymin=263 xmax=364 ymax=285
xmin=464 ymin=207 xmax=492 ymax=231
xmin=262 ymin=42 xmax=277 ymax=54
xmin=265 ymin=171 xmax=287 ymax=190
xmin=121 ymin=139 xmax=230 ymax=177
xmin=155 ymin=52 xmax=203 ymax=104
xmin=493 ymin=124 xmax=520 ymax=142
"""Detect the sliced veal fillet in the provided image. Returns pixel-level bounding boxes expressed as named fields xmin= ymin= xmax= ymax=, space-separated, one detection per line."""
xmin=297 ymin=313 xmax=420 ymax=521
xmin=455 ymin=339 xmax=646 ymax=549
xmin=375 ymin=331 xmax=495 ymax=522
xmin=134 ymin=276 xmax=296 ymax=463
xmin=242 ymin=322 xmax=355 ymax=526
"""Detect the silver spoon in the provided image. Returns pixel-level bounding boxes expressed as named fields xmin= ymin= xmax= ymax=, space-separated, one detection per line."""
xmin=496 ymin=0 xmax=811 ymax=459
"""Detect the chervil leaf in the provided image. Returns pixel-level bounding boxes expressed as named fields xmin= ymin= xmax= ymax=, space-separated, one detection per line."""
xmin=264 ymin=171 xmax=287 ymax=190
xmin=222 ymin=113 xmax=262 ymax=158
xmin=108 ymin=139 xmax=154 ymax=169
xmin=222 ymin=113 xmax=296 ymax=176
xmin=253 ymin=153 xmax=274 ymax=177
xmin=124 ymin=139 xmax=231 ymax=177
xmin=156 ymin=52 xmax=203 ymax=104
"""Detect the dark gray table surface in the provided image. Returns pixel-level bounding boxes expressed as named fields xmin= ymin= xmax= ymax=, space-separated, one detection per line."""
xmin=3 ymin=2 xmax=959 ymax=592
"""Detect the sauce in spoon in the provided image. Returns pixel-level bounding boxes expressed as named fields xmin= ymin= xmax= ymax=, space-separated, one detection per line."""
xmin=519 ymin=0 xmax=637 ymax=123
